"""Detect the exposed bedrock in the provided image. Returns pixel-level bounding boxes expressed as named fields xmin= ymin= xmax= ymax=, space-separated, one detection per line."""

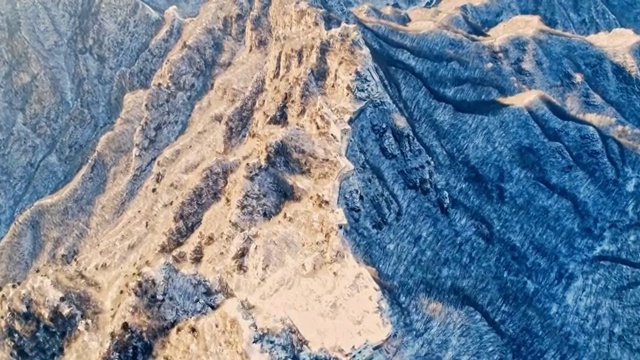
xmin=0 ymin=0 xmax=252 ymax=286
xmin=2 ymin=0 xmax=640 ymax=359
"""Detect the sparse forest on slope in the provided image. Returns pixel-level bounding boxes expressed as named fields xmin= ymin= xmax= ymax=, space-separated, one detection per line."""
xmin=1 ymin=0 xmax=640 ymax=359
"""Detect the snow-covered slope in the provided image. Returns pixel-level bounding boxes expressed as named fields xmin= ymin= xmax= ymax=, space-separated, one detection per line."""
xmin=1 ymin=0 xmax=639 ymax=359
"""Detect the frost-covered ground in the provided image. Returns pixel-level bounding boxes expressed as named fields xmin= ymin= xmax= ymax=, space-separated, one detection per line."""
xmin=341 ymin=1 xmax=640 ymax=358
xmin=1 ymin=0 xmax=640 ymax=359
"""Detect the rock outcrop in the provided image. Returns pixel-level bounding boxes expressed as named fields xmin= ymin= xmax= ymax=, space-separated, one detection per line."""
xmin=1 ymin=0 xmax=640 ymax=359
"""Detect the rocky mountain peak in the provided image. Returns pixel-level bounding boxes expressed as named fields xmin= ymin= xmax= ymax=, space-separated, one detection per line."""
xmin=1 ymin=0 xmax=640 ymax=359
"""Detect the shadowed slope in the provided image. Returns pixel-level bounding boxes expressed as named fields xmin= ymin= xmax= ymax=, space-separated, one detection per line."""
xmin=340 ymin=2 xmax=640 ymax=358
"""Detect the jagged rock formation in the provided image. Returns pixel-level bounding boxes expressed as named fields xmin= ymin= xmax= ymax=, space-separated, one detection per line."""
xmin=0 ymin=0 xmax=388 ymax=358
xmin=1 ymin=0 xmax=640 ymax=359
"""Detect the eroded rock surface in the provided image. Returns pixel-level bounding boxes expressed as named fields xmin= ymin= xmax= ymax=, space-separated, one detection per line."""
xmin=1 ymin=0 xmax=640 ymax=359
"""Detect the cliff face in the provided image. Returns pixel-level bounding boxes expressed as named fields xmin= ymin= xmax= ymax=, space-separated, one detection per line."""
xmin=1 ymin=0 xmax=640 ymax=359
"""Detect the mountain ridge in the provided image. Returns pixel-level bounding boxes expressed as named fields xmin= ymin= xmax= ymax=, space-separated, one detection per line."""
xmin=1 ymin=0 xmax=640 ymax=359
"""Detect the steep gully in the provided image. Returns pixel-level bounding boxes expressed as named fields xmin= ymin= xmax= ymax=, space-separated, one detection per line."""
xmin=1 ymin=0 xmax=640 ymax=359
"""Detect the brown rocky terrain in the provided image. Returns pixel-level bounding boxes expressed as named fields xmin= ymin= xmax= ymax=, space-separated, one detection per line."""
xmin=0 ymin=0 xmax=391 ymax=358
xmin=2 ymin=0 xmax=640 ymax=359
